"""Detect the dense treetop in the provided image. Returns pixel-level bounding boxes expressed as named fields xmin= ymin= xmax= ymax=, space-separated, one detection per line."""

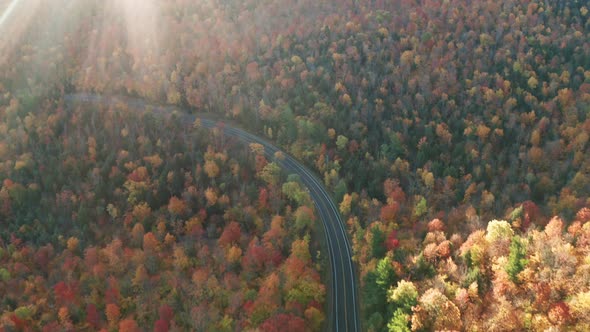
xmin=0 ymin=0 xmax=588 ymax=330
xmin=0 ymin=97 xmax=325 ymax=330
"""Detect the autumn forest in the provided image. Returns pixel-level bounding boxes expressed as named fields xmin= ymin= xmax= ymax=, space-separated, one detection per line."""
xmin=0 ymin=0 xmax=589 ymax=331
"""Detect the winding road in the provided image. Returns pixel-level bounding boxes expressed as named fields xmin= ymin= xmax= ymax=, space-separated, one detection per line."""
xmin=65 ymin=94 xmax=361 ymax=332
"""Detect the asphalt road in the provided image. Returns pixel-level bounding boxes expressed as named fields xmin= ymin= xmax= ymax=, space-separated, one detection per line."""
xmin=65 ymin=93 xmax=360 ymax=332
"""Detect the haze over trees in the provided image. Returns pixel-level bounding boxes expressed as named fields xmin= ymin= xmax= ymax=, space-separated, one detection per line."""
xmin=0 ymin=0 xmax=589 ymax=330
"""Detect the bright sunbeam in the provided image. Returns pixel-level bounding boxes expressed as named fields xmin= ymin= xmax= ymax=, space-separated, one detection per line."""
xmin=78 ymin=0 xmax=163 ymax=95
xmin=0 ymin=0 xmax=41 ymax=65
xmin=118 ymin=0 xmax=160 ymax=59
xmin=0 ymin=0 xmax=20 ymax=29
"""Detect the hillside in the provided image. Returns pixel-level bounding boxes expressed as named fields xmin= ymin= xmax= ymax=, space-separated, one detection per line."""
xmin=0 ymin=0 xmax=589 ymax=331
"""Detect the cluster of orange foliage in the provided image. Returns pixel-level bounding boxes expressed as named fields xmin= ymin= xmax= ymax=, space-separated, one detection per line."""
xmin=358 ymin=209 xmax=590 ymax=331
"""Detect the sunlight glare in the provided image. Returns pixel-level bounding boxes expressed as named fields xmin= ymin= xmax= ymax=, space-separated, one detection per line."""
xmin=0 ymin=0 xmax=20 ymax=29
xmin=119 ymin=0 xmax=161 ymax=59
xmin=0 ymin=0 xmax=41 ymax=64
xmin=79 ymin=0 xmax=163 ymax=94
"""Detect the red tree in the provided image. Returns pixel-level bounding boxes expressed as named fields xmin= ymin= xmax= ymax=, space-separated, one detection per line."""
xmin=218 ymin=221 xmax=241 ymax=247
xmin=158 ymin=304 xmax=174 ymax=322
xmin=385 ymin=230 xmax=400 ymax=251
xmin=54 ymin=281 xmax=77 ymax=305
xmin=86 ymin=303 xmax=100 ymax=328
xmin=380 ymin=202 xmax=400 ymax=223
xmin=242 ymin=238 xmax=268 ymax=272
xmin=154 ymin=319 xmax=169 ymax=332
xmin=260 ymin=313 xmax=307 ymax=332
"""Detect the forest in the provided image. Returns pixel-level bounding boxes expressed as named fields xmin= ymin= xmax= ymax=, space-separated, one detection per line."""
xmin=0 ymin=0 xmax=589 ymax=331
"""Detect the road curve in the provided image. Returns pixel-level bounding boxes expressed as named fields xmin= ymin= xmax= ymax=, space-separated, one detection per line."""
xmin=64 ymin=93 xmax=360 ymax=332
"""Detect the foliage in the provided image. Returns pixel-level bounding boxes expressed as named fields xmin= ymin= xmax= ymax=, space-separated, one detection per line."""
xmin=388 ymin=280 xmax=418 ymax=312
xmin=371 ymin=226 xmax=387 ymax=259
xmin=506 ymin=236 xmax=528 ymax=283
xmin=485 ymin=220 xmax=514 ymax=243
xmin=0 ymin=97 xmax=324 ymax=330
xmin=387 ymin=309 xmax=411 ymax=332
xmin=0 ymin=0 xmax=589 ymax=329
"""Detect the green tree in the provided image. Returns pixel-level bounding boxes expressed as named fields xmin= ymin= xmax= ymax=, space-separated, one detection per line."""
xmin=282 ymin=181 xmax=310 ymax=206
xmin=367 ymin=312 xmax=384 ymax=332
xmin=388 ymin=280 xmax=418 ymax=312
xmin=506 ymin=236 xmax=528 ymax=283
xmin=388 ymin=309 xmax=411 ymax=332
xmin=364 ymin=255 xmax=398 ymax=325
xmin=371 ymin=227 xmax=386 ymax=258
xmin=258 ymin=162 xmax=281 ymax=186
xmin=386 ymin=280 xmax=417 ymax=331
xmin=336 ymin=135 xmax=349 ymax=151
xmin=376 ymin=256 xmax=397 ymax=291
xmin=414 ymin=197 xmax=428 ymax=218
